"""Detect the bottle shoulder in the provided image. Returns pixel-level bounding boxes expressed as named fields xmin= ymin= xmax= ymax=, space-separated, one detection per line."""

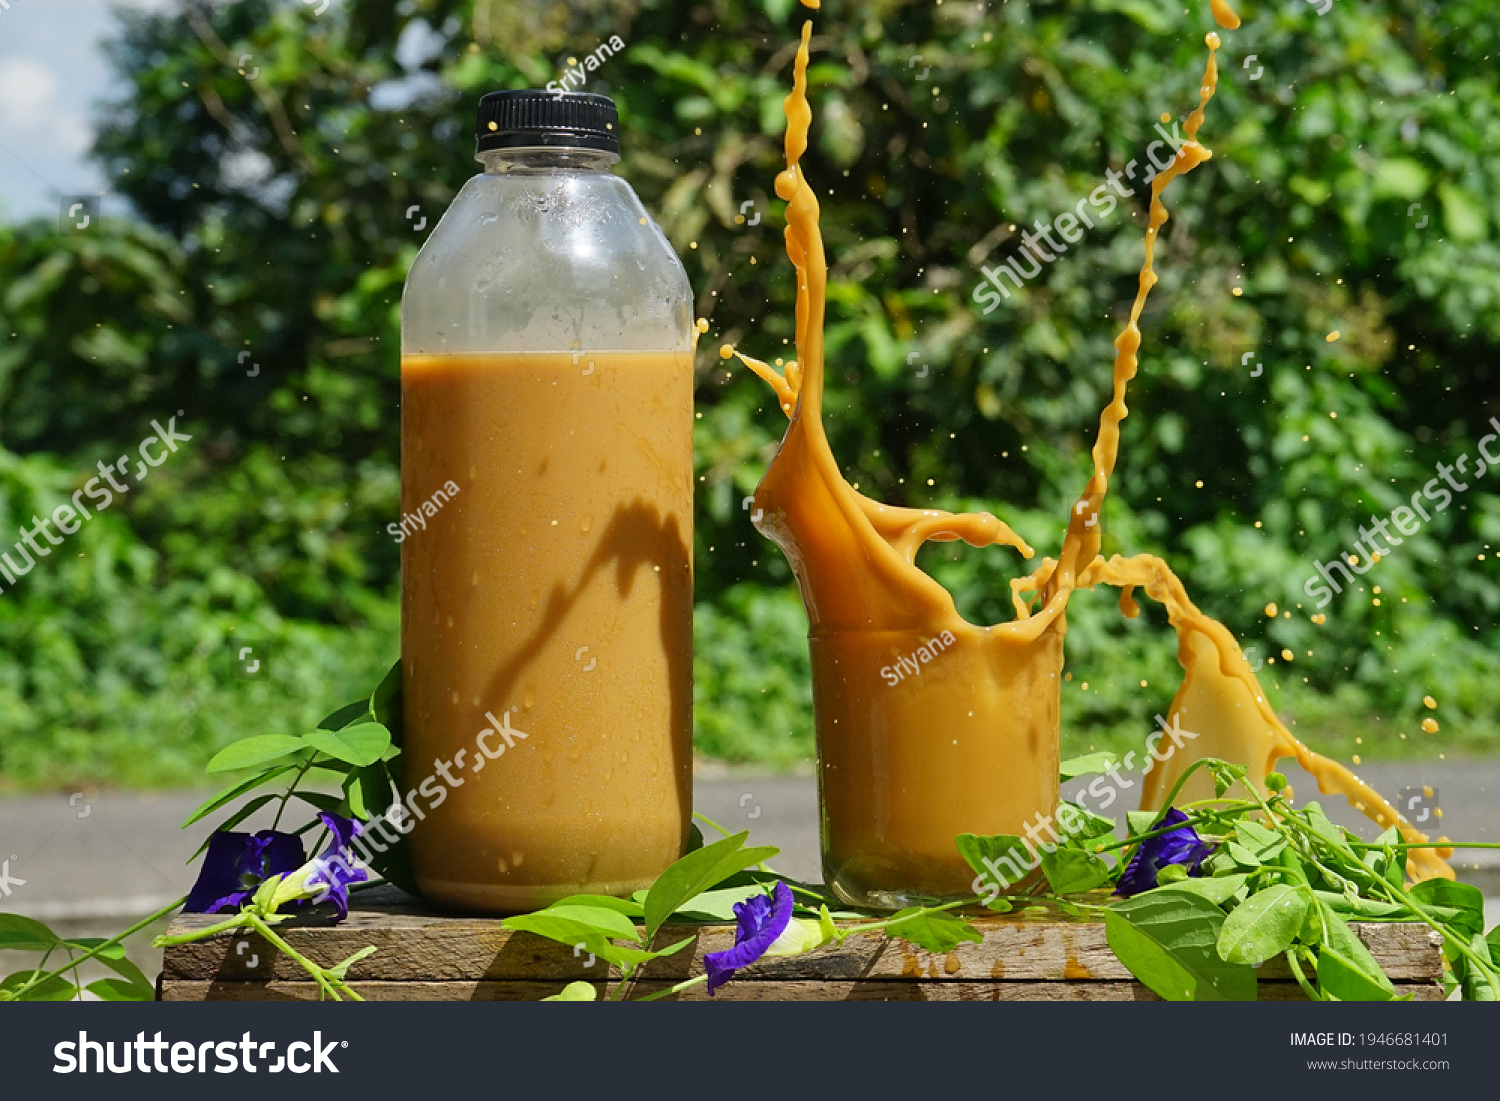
xmin=403 ymin=171 xmax=693 ymax=354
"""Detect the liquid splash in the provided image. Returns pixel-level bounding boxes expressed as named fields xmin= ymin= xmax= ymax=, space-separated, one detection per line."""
xmin=726 ymin=0 xmax=1451 ymax=892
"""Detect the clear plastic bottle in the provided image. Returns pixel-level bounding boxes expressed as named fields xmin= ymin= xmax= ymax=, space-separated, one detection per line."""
xmin=399 ymin=91 xmax=695 ymax=913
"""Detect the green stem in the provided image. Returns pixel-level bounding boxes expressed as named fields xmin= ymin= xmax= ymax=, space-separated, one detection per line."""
xmin=244 ymin=912 xmax=363 ymax=1002
xmin=271 ymin=755 xmax=319 ymax=831
xmin=152 ymin=913 xmax=248 ymax=947
xmin=1286 ymin=946 xmax=1325 ymax=1001
xmin=1360 ymin=841 xmax=1500 ymax=851
xmin=1092 ymin=810 xmax=1224 ymax=854
xmin=608 ymin=964 xmax=634 ymax=1001
xmin=634 ymin=972 xmax=709 ymax=1002
xmin=692 ymin=811 xmax=734 ymax=840
xmin=832 ymin=896 xmax=974 ymax=942
xmin=65 ymin=947 xmax=81 ymax=1002
xmin=1155 ymin=758 xmax=1228 ymax=820
xmin=21 ymin=895 xmax=187 ymax=998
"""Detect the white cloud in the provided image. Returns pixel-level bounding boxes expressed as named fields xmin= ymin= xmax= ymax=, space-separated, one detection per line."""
xmin=0 ymin=0 xmax=164 ymax=221
xmin=0 ymin=57 xmax=93 ymax=153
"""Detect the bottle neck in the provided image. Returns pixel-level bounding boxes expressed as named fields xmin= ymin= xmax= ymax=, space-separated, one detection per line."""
xmin=479 ymin=148 xmax=620 ymax=175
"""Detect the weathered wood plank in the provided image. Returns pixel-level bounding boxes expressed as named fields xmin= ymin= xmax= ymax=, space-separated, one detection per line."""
xmin=157 ymin=886 xmax=1444 ymax=1000
xmin=160 ymin=912 xmax=1443 ymax=984
xmin=157 ymin=978 xmax=1446 ymax=1003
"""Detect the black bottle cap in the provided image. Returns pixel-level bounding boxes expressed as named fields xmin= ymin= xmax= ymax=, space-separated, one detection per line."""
xmin=475 ymin=91 xmax=620 ymax=156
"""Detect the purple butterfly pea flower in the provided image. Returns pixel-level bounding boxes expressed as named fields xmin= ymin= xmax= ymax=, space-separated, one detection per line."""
xmin=298 ymin=812 xmax=369 ymax=919
xmin=703 ymin=881 xmax=796 ymax=995
xmin=1114 ymin=808 xmax=1216 ymax=897
xmin=185 ymin=829 xmax=306 ymax=914
xmin=185 ymin=812 xmax=367 ymax=920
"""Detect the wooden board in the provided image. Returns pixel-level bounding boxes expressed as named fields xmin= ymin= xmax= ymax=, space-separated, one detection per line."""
xmin=157 ymin=886 xmax=1445 ymax=1001
xmin=157 ymin=979 xmax=1449 ymax=1002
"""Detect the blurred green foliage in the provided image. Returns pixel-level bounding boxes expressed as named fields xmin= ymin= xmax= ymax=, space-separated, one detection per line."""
xmin=0 ymin=0 xmax=1497 ymax=788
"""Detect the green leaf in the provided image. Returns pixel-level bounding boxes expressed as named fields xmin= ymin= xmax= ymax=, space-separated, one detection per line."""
xmin=955 ymin=833 xmax=1037 ymax=899
xmin=1410 ymin=879 xmax=1485 ymax=938
xmin=1227 ymin=820 xmax=1286 ymax=865
xmin=542 ymin=981 xmax=597 ymax=1002
xmin=501 ymin=913 xmax=656 ymax=970
xmin=206 ymin=735 xmax=307 ymax=774
xmin=1312 ymin=890 xmax=1408 ymax=920
xmin=1234 ymin=820 xmax=1280 ymax=848
xmin=534 ymin=905 xmax=642 ymax=944
xmin=884 ymin=908 xmax=982 ymax=953
xmin=1467 ymin=931 xmax=1500 ymax=1001
xmin=0 ymin=914 xmax=62 ymax=952
xmin=343 ymin=765 xmax=394 ymax=821
xmin=1055 ymin=801 xmax=1116 ymax=842
xmin=327 ymin=945 xmax=378 ymax=982
xmin=371 ymin=660 xmax=402 ymax=744
xmin=1059 ymin=752 xmax=1119 ymax=780
xmin=187 ymin=795 xmax=278 ymax=861
xmin=1143 ymin=873 xmax=1247 ymax=906
xmin=1438 ymin=182 xmax=1488 ymax=242
xmin=642 ymin=832 xmax=779 ymax=938
xmin=1126 ymin=810 xmax=1159 ymax=836
xmin=302 ymin=722 xmax=392 ymax=768
xmin=1301 ymin=804 xmax=1359 ymax=860
xmin=1316 ymin=904 xmax=1394 ymax=1001
xmin=1226 ymin=842 xmax=1263 ymax=868
xmin=1217 ymin=884 xmax=1310 ymax=965
xmin=671 ymin=884 xmax=767 ymax=921
xmin=2 ymin=971 xmax=78 ymax=1001
xmin=342 ymin=771 xmax=368 ymax=819
xmin=318 ymin=700 xmax=371 ymax=731
xmin=1206 ymin=760 xmax=1248 ymax=797
xmin=1041 ymin=847 xmax=1111 ymax=894
xmin=363 ymin=830 xmax=419 ymax=897
xmin=182 ymin=765 xmax=296 ymax=829
xmin=551 ymin=894 xmax=646 ymax=919
xmin=1371 ymin=157 xmax=1428 ymax=200
xmin=1105 ymin=890 xmax=1256 ymax=1001
xmin=94 ymin=950 xmax=153 ymax=991
xmin=293 ymin=791 xmax=345 ymax=814
xmin=1369 ymin=827 xmax=1405 ymax=889
xmin=1318 ymin=947 xmax=1393 ymax=1001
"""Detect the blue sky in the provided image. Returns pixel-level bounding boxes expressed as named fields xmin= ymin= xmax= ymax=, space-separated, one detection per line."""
xmin=0 ymin=0 xmax=168 ymax=224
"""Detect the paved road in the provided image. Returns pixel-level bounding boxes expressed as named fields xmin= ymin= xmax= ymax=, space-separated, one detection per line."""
xmin=2 ymin=760 xmax=1495 ymax=982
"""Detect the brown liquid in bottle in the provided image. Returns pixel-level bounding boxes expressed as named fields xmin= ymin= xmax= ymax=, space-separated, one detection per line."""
xmin=401 ymin=350 xmax=695 ymax=912
xmin=732 ymin=0 xmax=1449 ymax=906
